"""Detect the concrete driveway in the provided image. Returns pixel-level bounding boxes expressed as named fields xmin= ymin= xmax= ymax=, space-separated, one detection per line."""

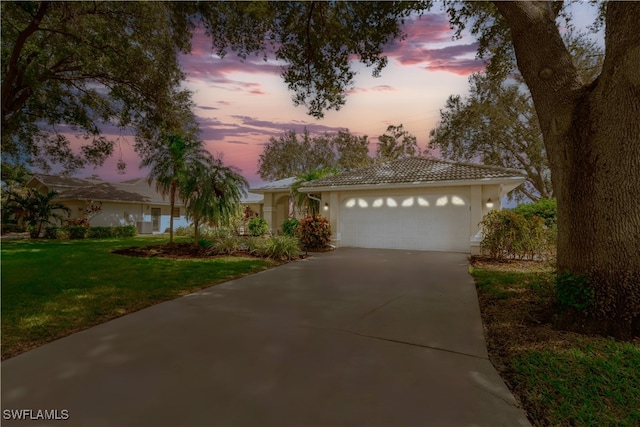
xmin=2 ymin=248 xmax=530 ymax=426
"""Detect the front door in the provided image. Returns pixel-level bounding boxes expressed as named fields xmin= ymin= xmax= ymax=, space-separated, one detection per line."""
xmin=151 ymin=208 xmax=161 ymax=232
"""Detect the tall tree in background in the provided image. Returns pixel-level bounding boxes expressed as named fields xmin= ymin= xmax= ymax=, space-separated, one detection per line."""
xmin=429 ymin=73 xmax=551 ymax=201
xmin=376 ymin=124 xmax=420 ymax=162
xmin=141 ymin=134 xmax=208 ymax=244
xmin=257 ymin=129 xmax=335 ymax=181
xmin=1 ymin=1 xmax=193 ymax=173
xmin=331 ymin=130 xmax=373 ymax=171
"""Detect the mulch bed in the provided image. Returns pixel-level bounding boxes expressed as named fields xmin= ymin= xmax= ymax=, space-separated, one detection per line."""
xmin=113 ymin=243 xmax=242 ymax=259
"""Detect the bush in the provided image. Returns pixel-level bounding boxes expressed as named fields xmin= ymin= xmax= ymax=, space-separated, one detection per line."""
xmin=207 ymin=235 xmax=241 ymax=255
xmin=117 ymin=225 xmax=137 ymax=237
xmin=480 ymin=210 xmax=556 ymax=261
xmin=1 ymin=223 xmax=26 ymax=234
xmin=298 ymin=215 xmax=331 ymax=249
xmin=282 ymin=218 xmax=300 ymax=237
xmin=556 ymin=270 xmax=594 ymax=311
xmin=67 ymin=226 xmax=88 ymax=239
xmin=86 ymin=227 xmax=114 ymax=239
xmin=174 ymin=225 xmax=194 ymax=237
xmin=65 ymin=218 xmax=90 ymax=227
xmin=513 ymin=198 xmax=557 ymax=229
xmin=256 ymin=235 xmax=300 ymax=260
xmin=248 ymin=217 xmax=269 ymax=236
xmin=44 ymin=226 xmax=59 ymax=239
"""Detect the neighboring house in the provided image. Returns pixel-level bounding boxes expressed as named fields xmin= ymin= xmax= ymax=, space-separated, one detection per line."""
xmin=260 ymin=157 xmax=525 ymax=254
xmin=25 ymin=174 xmax=189 ymax=234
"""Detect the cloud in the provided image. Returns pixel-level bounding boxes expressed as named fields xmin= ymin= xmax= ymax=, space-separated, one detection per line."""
xmin=347 ymin=84 xmax=398 ymax=94
xmin=384 ymin=13 xmax=485 ymax=75
xmin=196 ymin=105 xmax=219 ymax=111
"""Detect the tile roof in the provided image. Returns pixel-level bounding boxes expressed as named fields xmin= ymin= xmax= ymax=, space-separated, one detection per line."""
xmin=30 ymin=174 xmax=103 ymax=189
xmin=300 ymin=157 xmax=525 ymax=189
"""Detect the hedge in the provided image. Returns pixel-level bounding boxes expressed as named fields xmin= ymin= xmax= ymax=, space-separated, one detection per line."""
xmin=44 ymin=225 xmax=137 ymax=240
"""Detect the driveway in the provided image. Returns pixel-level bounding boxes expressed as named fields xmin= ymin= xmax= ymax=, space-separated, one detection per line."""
xmin=1 ymin=248 xmax=530 ymax=426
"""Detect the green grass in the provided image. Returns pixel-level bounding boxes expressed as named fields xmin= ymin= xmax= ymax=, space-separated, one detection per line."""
xmin=471 ymin=266 xmax=640 ymax=426
xmin=1 ymin=235 xmax=272 ymax=359
xmin=513 ymin=340 xmax=640 ymax=426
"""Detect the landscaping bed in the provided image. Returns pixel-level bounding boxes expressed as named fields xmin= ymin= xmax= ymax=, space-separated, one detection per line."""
xmin=471 ymin=256 xmax=640 ymax=426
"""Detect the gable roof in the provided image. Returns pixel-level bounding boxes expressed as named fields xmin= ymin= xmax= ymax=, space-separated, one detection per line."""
xmin=27 ymin=174 xmax=103 ymax=190
xmin=300 ymin=157 xmax=525 ymax=190
xmin=250 ymin=177 xmax=297 ymax=193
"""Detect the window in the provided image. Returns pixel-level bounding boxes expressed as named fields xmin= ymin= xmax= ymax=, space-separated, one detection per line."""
xmin=172 ymin=207 xmax=180 ymax=218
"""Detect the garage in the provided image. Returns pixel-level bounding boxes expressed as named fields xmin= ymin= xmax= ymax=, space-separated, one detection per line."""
xmin=295 ymin=157 xmax=526 ymax=254
xmin=339 ymin=192 xmax=470 ymax=252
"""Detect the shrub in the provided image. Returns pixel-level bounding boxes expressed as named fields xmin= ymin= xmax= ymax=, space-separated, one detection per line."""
xmin=257 ymin=235 xmax=300 ymax=260
xmin=87 ymin=227 xmax=114 ymax=239
xmin=44 ymin=226 xmax=59 ymax=239
xmin=208 ymin=235 xmax=241 ymax=255
xmin=556 ymin=271 xmax=594 ymax=311
xmin=65 ymin=217 xmax=90 ymax=227
xmin=117 ymin=225 xmax=137 ymax=237
xmin=175 ymin=225 xmax=194 ymax=237
xmin=298 ymin=215 xmax=331 ymax=249
xmin=248 ymin=217 xmax=269 ymax=236
xmin=282 ymin=218 xmax=300 ymax=237
xmin=1 ymin=223 xmax=26 ymax=234
xmin=67 ymin=226 xmax=88 ymax=239
xmin=480 ymin=210 xmax=556 ymax=261
xmin=513 ymin=198 xmax=557 ymax=229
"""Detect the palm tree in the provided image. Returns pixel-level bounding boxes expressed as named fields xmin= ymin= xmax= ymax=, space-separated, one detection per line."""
xmin=180 ymin=157 xmax=248 ymax=246
xmin=290 ymin=167 xmax=337 ymax=217
xmin=5 ymin=189 xmax=70 ymax=237
xmin=141 ymin=133 xmax=208 ymax=243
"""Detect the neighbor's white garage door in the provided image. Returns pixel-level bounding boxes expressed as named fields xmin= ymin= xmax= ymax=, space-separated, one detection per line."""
xmin=339 ymin=193 xmax=471 ymax=252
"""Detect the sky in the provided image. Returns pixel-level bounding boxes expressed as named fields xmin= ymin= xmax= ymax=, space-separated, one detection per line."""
xmin=82 ymin=5 xmax=599 ymax=188
xmin=89 ymin=11 xmax=484 ymax=187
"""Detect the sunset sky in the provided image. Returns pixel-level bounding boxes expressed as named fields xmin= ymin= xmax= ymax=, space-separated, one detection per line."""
xmin=84 ymin=6 xmax=598 ymax=187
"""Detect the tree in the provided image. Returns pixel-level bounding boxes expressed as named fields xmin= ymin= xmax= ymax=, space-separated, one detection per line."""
xmin=290 ymin=168 xmax=338 ymax=217
xmin=1 ymin=1 xmax=193 ymax=172
xmin=331 ymin=130 xmax=373 ymax=171
xmin=376 ymin=124 xmax=420 ymax=162
xmin=258 ymin=128 xmax=373 ymax=181
xmin=141 ymin=133 xmax=208 ymax=244
xmin=441 ymin=1 xmax=640 ymax=336
xmin=181 ymin=157 xmax=248 ymax=246
xmin=429 ymin=73 xmax=551 ymax=201
xmin=257 ymin=129 xmax=335 ymax=181
xmin=4 ymin=189 xmax=70 ymax=238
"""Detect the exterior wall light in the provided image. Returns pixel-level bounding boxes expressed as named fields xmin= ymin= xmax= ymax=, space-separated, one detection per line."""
xmin=486 ymin=198 xmax=494 ymax=209
xmin=324 ymin=202 xmax=329 ymax=211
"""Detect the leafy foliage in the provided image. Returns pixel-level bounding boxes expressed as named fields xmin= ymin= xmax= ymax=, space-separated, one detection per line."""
xmin=248 ymin=217 xmax=269 ymax=236
xmin=258 ymin=129 xmax=371 ymax=181
xmin=556 ymin=271 xmax=594 ymax=311
xmin=298 ymin=215 xmax=331 ymax=249
xmin=3 ymin=188 xmax=70 ymax=238
xmin=480 ymin=210 xmax=556 ymax=261
xmin=282 ymin=218 xmax=300 ymax=237
xmin=291 ymin=168 xmax=337 ymax=216
xmin=376 ymin=124 xmax=421 ymax=162
xmin=1 ymin=2 xmax=193 ymax=172
xmin=513 ymin=198 xmax=557 ymax=229
xmin=255 ymin=235 xmax=300 ymax=261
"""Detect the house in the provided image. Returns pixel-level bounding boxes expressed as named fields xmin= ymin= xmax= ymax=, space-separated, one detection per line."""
xmin=25 ymin=174 xmax=190 ymax=233
xmin=257 ymin=157 xmax=526 ymax=254
xmin=249 ymin=177 xmax=305 ymax=233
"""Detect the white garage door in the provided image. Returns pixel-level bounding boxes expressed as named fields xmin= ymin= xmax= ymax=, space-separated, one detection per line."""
xmin=339 ymin=193 xmax=470 ymax=252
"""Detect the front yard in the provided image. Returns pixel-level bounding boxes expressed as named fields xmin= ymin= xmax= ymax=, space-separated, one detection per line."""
xmin=471 ymin=259 xmax=640 ymax=426
xmin=1 ymin=235 xmax=274 ymax=359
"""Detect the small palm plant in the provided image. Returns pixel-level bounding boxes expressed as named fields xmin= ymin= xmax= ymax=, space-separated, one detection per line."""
xmin=5 ymin=189 xmax=70 ymax=238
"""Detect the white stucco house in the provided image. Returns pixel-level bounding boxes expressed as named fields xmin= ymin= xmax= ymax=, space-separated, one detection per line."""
xmin=254 ymin=157 xmax=526 ymax=254
xmin=26 ymin=174 xmax=190 ymax=233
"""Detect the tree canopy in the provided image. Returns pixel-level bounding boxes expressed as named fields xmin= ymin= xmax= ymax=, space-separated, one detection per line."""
xmin=1 ymin=1 xmax=194 ymax=172
xmin=376 ymin=124 xmax=421 ymax=162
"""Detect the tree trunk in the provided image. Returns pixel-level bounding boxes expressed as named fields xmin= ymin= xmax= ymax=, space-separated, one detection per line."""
xmin=169 ymin=180 xmax=176 ymax=244
xmin=494 ymin=1 xmax=640 ymax=337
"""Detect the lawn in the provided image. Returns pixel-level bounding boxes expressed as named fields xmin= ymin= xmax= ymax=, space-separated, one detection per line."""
xmin=1 ymin=235 xmax=273 ymax=359
xmin=471 ymin=259 xmax=640 ymax=427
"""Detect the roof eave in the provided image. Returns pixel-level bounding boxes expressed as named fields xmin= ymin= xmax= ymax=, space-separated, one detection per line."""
xmin=299 ymin=176 xmax=526 ymax=193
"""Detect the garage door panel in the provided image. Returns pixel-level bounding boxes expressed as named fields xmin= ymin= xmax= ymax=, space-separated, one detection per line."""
xmin=340 ymin=193 xmax=470 ymax=252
